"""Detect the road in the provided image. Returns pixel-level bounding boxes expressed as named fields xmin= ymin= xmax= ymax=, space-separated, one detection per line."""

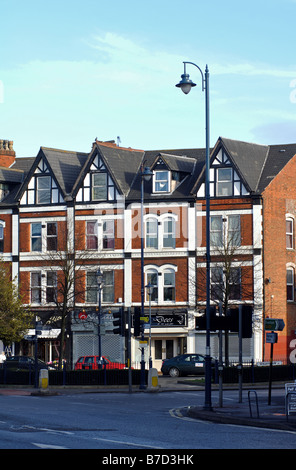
xmin=0 ymin=385 xmax=295 ymax=451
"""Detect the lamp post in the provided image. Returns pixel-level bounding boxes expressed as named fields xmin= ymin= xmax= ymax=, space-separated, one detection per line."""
xmin=176 ymin=61 xmax=212 ymax=411
xmin=140 ymin=165 xmax=153 ymax=389
xmin=146 ymin=281 xmax=153 ymax=369
xmin=96 ymin=267 xmax=104 ymax=368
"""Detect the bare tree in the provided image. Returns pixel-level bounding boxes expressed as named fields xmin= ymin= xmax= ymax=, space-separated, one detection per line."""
xmin=195 ymin=214 xmax=261 ymax=363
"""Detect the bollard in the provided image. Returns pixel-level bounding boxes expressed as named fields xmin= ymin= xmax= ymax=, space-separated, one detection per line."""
xmin=147 ymin=368 xmax=160 ymax=392
xmin=39 ymin=369 xmax=49 ymax=391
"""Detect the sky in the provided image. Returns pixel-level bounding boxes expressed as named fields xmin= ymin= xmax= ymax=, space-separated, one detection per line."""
xmin=1 ymin=0 xmax=296 ymax=157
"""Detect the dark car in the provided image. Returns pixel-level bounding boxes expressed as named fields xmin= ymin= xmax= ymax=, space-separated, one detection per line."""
xmin=74 ymin=355 xmax=127 ymax=370
xmin=161 ymin=353 xmax=213 ymax=377
xmin=5 ymin=356 xmax=48 ymax=371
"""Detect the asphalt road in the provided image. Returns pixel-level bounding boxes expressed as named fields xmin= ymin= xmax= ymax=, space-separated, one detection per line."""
xmin=0 ymin=387 xmax=295 ymax=451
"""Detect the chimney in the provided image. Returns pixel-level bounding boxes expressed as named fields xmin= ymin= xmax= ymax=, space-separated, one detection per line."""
xmin=0 ymin=139 xmax=16 ymax=167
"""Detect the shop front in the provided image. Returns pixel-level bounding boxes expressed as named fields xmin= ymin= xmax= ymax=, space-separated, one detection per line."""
xmin=133 ymin=309 xmax=188 ymax=371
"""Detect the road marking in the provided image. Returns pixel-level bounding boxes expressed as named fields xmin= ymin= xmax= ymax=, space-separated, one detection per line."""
xmin=32 ymin=442 xmax=68 ymax=449
xmin=93 ymin=437 xmax=164 ymax=449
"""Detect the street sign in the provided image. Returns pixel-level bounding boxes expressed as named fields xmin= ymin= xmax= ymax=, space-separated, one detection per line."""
xmin=24 ymin=335 xmax=36 ymax=341
xmin=266 ymin=332 xmax=278 ymax=344
xmin=285 ymin=383 xmax=296 ymax=416
xmin=140 ymin=316 xmax=149 ymax=323
xmin=264 ymin=318 xmax=285 ymax=331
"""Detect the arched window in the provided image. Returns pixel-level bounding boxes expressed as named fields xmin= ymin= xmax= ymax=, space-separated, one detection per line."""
xmin=287 ymin=267 xmax=294 ymax=302
xmin=146 ymin=217 xmax=158 ymax=249
xmin=146 ymin=269 xmax=158 ymax=301
xmin=145 ymin=265 xmax=177 ymax=303
xmin=286 ymin=217 xmax=294 ymax=249
xmin=163 ymin=217 xmax=176 ymax=249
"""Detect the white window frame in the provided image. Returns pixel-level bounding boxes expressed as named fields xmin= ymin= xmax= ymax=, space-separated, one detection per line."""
xmin=286 ymin=216 xmax=294 ymax=250
xmin=145 ymin=264 xmax=177 ymax=304
xmin=145 ymin=213 xmax=177 ymax=250
xmin=86 ymin=219 xmax=115 ymax=251
xmin=287 ymin=267 xmax=294 ymax=302
xmin=153 ymin=170 xmax=170 ymax=193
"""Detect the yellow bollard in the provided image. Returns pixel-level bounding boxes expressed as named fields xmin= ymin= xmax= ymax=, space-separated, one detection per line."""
xmin=39 ymin=369 xmax=49 ymax=390
xmin=147 ymin=368 xmax=160 ymax=392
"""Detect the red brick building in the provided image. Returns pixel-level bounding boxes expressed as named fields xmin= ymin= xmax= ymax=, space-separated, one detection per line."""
xmin=0 ymin=136 xmax=295 ymax=368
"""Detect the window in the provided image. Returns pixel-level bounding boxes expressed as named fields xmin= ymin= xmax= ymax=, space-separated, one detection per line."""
xmin=229 ymin=268 xmax=241 ymax=300
xmin=211 ymin=267 xmax=223 ymax=301
xmin=163 ymin=270 xmax=175 ymax=301
xmin=210 ymin=216 xmax=223 ymax=246
xmin=211 ymin=266 xmax=241 ymax=301
xmin=36 ymin=176 xmax=51 ymax=204
xmin=86 ymin=221 xmax=98 ymax=250
xmin=146 ymin=270 xmax=158 ymax=301
xmin=103 ymin=220 xmax=115 ymax=249
xmin=31 ymin=272 xmax=41 ymax=303
xmin=31 ymin=223 xmax=42 ymax=251
xmin=210 ymin=215 xmax=241 ymax=247
xmin=286 ymin=218 xmax=294 ymax=249
xmin=92 ymin=173 xmax=107 ymax=200
xmin=146 ymin=218 xmax=158 ymax=248
xmin=287 ymin=268 xmax=294 ymax=301
xmin=217 ymin=168 xmax=232 ymax=196
xmin=154 ymin=171 xmax=169 ymax=192
xmin=47 ymin=223 xmax=57 ymax=251
xmin=163 ymin=217 xmax=175 ymax=248
xmin=0 ymin=224 xmax=3 ymax=252
xmin=102 ymin=271 xmax=114 ymax=303
xmin=86 ymin=272 xmax=98 ymax=303
xmin=86 ymin=271 xmax=114 ymax=303
xmin=228 ymin=215 xmax=241 ymax=247
xmin=46 ymin=272 xmax=57 ymax=303
xmin=146 ymin=265 xmax=177 ymax=303
xmin=145 ymin=214 xmax=177 ymax=250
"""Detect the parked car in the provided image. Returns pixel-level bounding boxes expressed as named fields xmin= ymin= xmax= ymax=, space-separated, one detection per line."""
xmin=161 ymin=353 xmax=214 ymax=377
xmin=74 ymin=355 xmax=127 ymax=371
xmin=5 ymin=356 xmax=48 ymax=371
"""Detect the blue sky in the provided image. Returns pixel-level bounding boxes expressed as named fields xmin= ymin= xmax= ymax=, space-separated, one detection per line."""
xmin=1 ymin=0 xmax=296 ymax=157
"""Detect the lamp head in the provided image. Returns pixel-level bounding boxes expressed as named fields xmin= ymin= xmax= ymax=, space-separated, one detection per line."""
xmin=142 ymin=166 xmax=153 ymax=182
xmin=176 ymin=73 xmax=196 ymax=95
xmin=96 ymin=268 xmax=104 ymax=286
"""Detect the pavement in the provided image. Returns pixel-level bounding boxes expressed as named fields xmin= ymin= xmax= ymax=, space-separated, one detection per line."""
xmin=0 ymin=377 xmax=296 ymax=431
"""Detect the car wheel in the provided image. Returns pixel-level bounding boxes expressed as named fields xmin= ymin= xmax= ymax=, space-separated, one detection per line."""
xmin=169 ymin=367 xmax=180 ymax=377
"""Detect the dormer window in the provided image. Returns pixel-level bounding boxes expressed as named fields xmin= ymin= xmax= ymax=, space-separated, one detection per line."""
xmin=217 ymin=168 xmax=232 ymax=196
xmin=153 ymin=170 xmax=170 ymax=193
xmin=37 ymin=176 xmax=51 ymax=204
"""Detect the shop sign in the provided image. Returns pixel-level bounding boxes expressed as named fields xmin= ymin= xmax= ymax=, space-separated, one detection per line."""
xmin=151 ymin=312 xmax=187 ymax=327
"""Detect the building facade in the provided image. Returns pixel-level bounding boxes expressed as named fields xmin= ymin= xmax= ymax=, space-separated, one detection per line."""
xmin=0 ymin=137 xmax=295 ymax=368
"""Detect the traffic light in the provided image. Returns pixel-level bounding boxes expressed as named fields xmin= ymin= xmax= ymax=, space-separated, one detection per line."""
xmin=195 ymin=306 xmax=253 ymax=336
xmin=112 ymin=307 xmax=125 ymax=335
xmin=226 ymin=306 xmax=253 ymax=338
xmin=195 ymin=307 xmax=219 ymax=331
xmin=133 ymin=306 xmax=141 ymax=337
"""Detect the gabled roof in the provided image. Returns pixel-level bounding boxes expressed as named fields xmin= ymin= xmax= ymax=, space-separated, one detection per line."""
xmin=0 ymin=137 xmax=295 ymax=207
xmin=220 ymin=137 xmax=269 ymax=193
xmin=257 ymin=143 xmax=296 ymax=193
xmin=72 ymin=140 xmax=144 ymax=198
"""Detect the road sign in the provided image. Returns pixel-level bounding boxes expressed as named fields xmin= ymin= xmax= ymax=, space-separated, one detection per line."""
xmin=285 ymin=383 xmax=296 ymax=416
xmin=140 ymin=316 xmax=149 ymax=323
xmin=264 ymin=318 xmax=285 ymax=331
xmin=266 ymin=332 xmax=278 ymax=343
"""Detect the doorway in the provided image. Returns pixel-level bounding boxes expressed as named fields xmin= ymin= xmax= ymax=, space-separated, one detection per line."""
xmin=153 ymin=338 xmax=186 ymax=371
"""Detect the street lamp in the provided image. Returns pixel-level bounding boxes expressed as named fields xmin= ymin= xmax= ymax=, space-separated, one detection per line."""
xmin=146 ymin=281 xmax=153 ymax=369
xmin=176 ymin=61 xmax=212 ymax=411
xmin=140 ymin=165 xmax=153 ymax=389
xmin=96 ymin=267 xmax=104 ymax=368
